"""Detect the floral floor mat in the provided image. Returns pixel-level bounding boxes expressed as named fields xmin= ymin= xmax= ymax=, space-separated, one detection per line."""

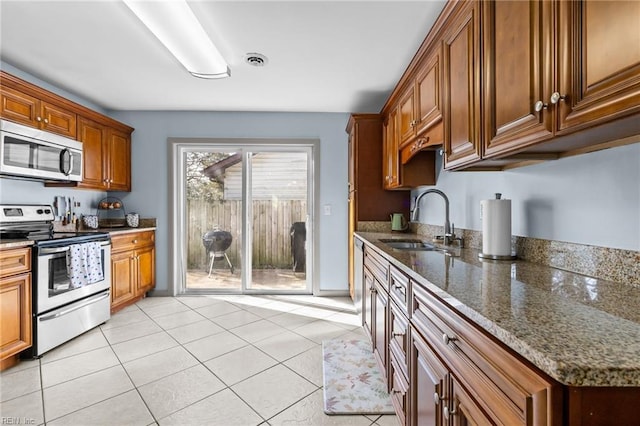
xmin=322 ymin=339 xmax=395 ymax=415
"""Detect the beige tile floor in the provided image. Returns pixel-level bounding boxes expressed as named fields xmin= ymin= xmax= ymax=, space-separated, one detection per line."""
xmin=0 ymin=295 xmax=398 ymax=426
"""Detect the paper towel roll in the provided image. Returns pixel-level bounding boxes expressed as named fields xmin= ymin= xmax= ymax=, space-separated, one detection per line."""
xmin=481 ymin=197 xmax=512 ymax=256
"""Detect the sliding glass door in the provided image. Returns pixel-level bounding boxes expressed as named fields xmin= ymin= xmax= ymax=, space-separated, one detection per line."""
xmin=247 ymin=151 xmax=308 ymax=291
xmin=177 ymin=143 xmax=313 ymax=294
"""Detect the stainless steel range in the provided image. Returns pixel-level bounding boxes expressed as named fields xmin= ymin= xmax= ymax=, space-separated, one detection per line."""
xmin=0 ymin=204 xmax=111 ymax=357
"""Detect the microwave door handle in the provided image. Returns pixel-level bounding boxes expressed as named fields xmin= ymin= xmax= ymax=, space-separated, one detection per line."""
xmin=59 ymin=148 xmax=73 ymax=176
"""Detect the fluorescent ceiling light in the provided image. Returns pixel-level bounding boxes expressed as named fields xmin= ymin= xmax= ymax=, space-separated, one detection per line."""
xmin=123 ymin=0 xmax=230 ymax=79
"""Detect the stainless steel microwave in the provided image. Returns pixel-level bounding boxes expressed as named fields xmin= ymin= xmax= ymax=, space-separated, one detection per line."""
xmin=0 ymin=119 xmax=83 ymax=182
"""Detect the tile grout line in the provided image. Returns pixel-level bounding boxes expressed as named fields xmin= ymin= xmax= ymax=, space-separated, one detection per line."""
xmin=9 ymin=295 xmax=382 ymax=425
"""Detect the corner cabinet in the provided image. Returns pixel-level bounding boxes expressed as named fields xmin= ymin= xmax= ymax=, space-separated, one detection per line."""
xmin=0 ymin=71 xmax=134 ymax=192
xmin=0 ymin=246 xmax=32 ymax=371
xmin=110 ymin=230 xmax=155 ymax=313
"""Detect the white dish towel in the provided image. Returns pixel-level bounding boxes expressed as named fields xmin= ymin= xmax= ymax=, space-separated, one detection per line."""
xmin=66 ymin=242 xmax=104 ymax=288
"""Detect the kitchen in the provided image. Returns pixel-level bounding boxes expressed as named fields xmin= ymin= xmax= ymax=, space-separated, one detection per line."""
xmin=1 ymin=1 xmax=639 ymax=425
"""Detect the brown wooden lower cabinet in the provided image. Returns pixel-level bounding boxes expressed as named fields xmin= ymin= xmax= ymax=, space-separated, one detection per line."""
xmin=110 ymin=230 xmax=155 ymax=313
xmin=0 ymin=246 xmax=32 ymax=371
xmin=361 ymin=241 xmax=640 ymax=424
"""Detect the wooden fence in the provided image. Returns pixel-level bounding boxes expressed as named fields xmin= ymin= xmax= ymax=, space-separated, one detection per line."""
xmin=187 ymin=199 xmax=307 ymax=270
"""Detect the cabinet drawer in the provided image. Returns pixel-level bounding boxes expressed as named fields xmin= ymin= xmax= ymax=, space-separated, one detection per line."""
xmin=111 ymin=231 xmax=155 ymax=252
xmin=0 ymin=247 xmax=31 ymax=278
xmin=364 ymin=246 xmax=389 ymax=288
xmin=389 ymin=299 xmax=409 ymax=380
xmin=389 ymin=265 xmax=409 ymax=314
xmin=411 ymin=283 xmax=559 ymax=425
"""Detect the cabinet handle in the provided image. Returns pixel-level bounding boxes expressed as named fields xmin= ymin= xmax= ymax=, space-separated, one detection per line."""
xmin=442 ymin=333 xmax=457 ymax=345
xmin=36 ymin=116 xmax=42 ymax=122
xmin=43 ymin=118 xmax=49 ymax=124
xmin=550 ymin=92 xmax=567 ymax=104
xmin=392 ymin=389 xmax=405 ymax=396
xmin=132 ymin=239 xmax=138 ymax=243
xmin=433 ymin=392 xmax=442 ymax=404
xmin=534 ymin=100 xmax=548 ymax=112
xmin=392 ymin=331 xmax=405 ymax=337
xmin=444 ymin=405 xmax=457 ymax=419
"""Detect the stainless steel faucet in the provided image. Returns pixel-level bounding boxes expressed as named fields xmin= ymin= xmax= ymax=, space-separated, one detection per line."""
xmin=411 ymin=189 xmax=454 ymax=244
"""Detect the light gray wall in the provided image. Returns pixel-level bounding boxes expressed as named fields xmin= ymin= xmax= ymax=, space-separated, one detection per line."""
xmin=108 ymin=110 xmax=350 ymax=294
xmin=412 ymin=143 xmax=640 ymax=251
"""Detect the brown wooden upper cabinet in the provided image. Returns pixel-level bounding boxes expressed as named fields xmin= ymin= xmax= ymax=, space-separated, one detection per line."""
xmin=477 ymin=0 xmax=640 ymax=165
xmin=383 ymin=107 xmax=436 ymax=190
xmin=556 ymin=1 xmax=640 ymax=132
xmin=442 ymin=0 xmax=482 ymax=169
xmin=1 ymin=85 xmax=77 ymax=138
xmin=374 ymin=0 xmax=640 ymax=171
xmin=76 ymin=117 xmax=131 ymax=191
xmin=0 ymin=71 xmax=135 ymax=192
xmin=398 ymin=45 xmax=443 ymax=149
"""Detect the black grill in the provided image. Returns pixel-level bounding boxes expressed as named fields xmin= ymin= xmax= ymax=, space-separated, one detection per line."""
xmin=202 ymin=228 xmax=234 ymax=275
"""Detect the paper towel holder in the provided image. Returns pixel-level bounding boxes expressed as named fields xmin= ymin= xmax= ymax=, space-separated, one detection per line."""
xmin=479 ymin=192 xmax=517 ymax=260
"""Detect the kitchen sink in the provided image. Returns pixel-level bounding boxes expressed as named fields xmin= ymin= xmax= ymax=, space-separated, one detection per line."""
xmin=379 ymin=238 xmax=438 ymax=251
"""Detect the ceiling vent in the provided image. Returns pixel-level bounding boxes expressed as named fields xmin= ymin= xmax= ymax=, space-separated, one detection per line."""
xmin=244 ymin=53 xmax=268 ymax=67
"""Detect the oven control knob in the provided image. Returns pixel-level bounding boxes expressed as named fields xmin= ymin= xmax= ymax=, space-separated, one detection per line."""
xmin=44 ymin=209 xmax=51 ymax=214
xmin=37 ymin=209 xmax=44 ymax=214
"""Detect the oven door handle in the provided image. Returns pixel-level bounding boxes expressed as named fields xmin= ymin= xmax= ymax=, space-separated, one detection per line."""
xmin=39 ymin=240 xmax=110 ymax=255
xmin=39 ymin=292 xmax=110 ymax=322
xmin=39 ymin=246 xmax=71 ymax=255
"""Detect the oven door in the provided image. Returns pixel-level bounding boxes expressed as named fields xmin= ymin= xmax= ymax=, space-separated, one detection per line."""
xmin=36 ymin=241 xmax=111 ymax=314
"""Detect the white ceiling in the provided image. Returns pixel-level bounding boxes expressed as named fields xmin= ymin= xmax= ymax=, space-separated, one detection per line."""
xmin=0 ymin=0 xmax=446 ymax=113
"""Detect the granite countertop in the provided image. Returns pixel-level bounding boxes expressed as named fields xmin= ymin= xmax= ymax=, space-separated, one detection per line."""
xmin=92 ymin=226 xmax=156 ymax=235
xmin=0 ymin=227 xmax=155 ymax=249
xmin=356 ymin=231 xmax=640 ymax=387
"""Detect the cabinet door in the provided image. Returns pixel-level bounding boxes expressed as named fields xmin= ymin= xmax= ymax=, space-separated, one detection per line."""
xmin=373 ymin=278 xmax=388 ymax=386
xmin=0 ymin=86 xmax=39 ymax=127
xmin=411 ymin=329 xmax=447 ymax=426
xmin=41 ymin=101 xmax=77 ymax=138
xmin=77 ymin=117 xmax=108 ymax=190
xmin=449 ymin=376 xmax=493 ymax=426
xmin=135 ymin=246 xmax=155 ymax=295
xmin=482 ymin=0 xmax=554 ymax=157
xmin=415 ymin=45 xmax=443 ymax=136
xmin=442 ymin=1 xmax=482 ymax=169
xmin=398 ymin=88 xmax=416 ymax=146
xmin=111 ymin=251 xmax=136 ymax=311
xmin=556 ymin=0 xmax=640 ymax=132
xmin=107 ymin=128 xmax=131 ymax=191
xmin=363 ymin=267 xmax=375 ymax=342
xmin=0 ymin=273 xmax=32 ymax=360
